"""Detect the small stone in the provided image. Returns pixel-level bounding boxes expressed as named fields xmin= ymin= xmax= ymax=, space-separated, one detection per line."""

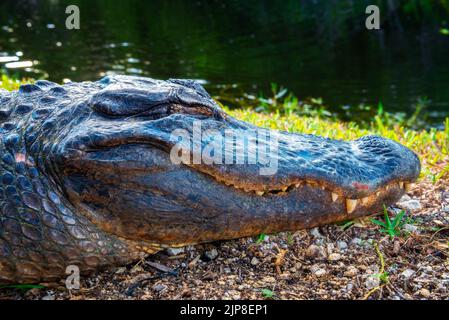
xmin=41 ymin=293 xmax=55 ymax=300
xmin=399 ymin=194 xmax=412 ymax=202
xmin=397 ymin=199 xmax=422 ymax=212
xmin=403 ymin=224 xmax=419 ymax=234
xmin=115 ymin=267 xmax=126 ymax=274
xmin=337 ymin=241 xmax=348 ymax=251
xmin=313 ymin=268 xmax=326 ymax=277
xmin=401 ymin=269 xmax=415 ymax=279
xmin=202 ymin=248 xmax=218 ymax=261
xmin=310 ymin=228 xmax=323 ymax=238
xmin=228 ymin=290 xmax=241 ymax=300
xmin=314 ymin=268 xmax=326 ymax=277
xmin=328 ymin=253 xmax=341 ymax=261
xmin=365 ymin=276 xmax=380 ymax=290
xmin=351 ymin=238 xmax=362 ymax=246
xmin=344 ymin=266 xmax=359 ymax=277
xmin=250 ymin=257 xmax=260 ymax=266
xmin=310 ymin=264 xmax=327 ymax=277
xmin=417 ymin=288 xmax=431 ymax=298
xmin=305 ymin=244 xmax=326 ymax=259
xmin=153 ymin=283 xmax=167 ymax=292
xmin=166 ymin=247 xmax=185 ymax=256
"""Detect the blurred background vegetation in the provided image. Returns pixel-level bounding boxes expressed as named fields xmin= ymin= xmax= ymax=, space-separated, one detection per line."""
xmin=1 ymin=0 xmax=449 ymax=128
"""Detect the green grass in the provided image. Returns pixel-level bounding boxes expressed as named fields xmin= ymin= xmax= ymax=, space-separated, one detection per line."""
xmin=256 ymin=233 xmax=267 ymax=244
xmin=261 ymin=288 xmax=275 ymax=299
xmin=371 ymin=206 xmax=407 ymax=239
xmin=0 ymin=74 xmax=30 ymax=91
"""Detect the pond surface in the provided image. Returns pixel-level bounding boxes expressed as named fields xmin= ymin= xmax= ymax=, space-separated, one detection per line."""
xmin=1 ymin=0 xmax=448 ymax=125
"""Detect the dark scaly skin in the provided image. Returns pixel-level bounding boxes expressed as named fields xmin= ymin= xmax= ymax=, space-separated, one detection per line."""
xmin=0 ymin=76 xmax=420 ymax=284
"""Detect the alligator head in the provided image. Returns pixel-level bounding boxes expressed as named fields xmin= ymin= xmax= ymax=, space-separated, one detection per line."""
xmin=0 ymin=75 xmax=420 ymax=283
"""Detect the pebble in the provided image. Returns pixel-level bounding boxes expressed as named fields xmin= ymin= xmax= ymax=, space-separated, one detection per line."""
xmin=351 ymin=238 xmax=362 ymax=246
xmin=203 ymin=248 xmax=219 ymax=261
xmin=365 ymin=276 xmax=380 ymax=290
xmin=41 ymin=293 xmax=55 ymax=300
xmin=228 ymin=290 xmax=241 ymax=300
xmin=337 ymin=241 xmax=348 ymax=251
xmin=397 ymin=199 xmax=422 ymax=212
xmin=115 ymin=267 xmax=126 ymax=274
xmin=153 ymin=283 xmax=167 ymax=292
xmin=403 ymin=224 xmax=419 ymax=234
xmin=417 ymin=288 xmax=431 ymax=298
xmin=344 ymin=266 xmax=359 ymax=277
xmin=401 ymin=269 xmax=415 ymax=279
xmin=250 ymin=257 xmax=260 ymax=266
xmin=314 ymin=268 xmax=327 ymax=277
xmin=310 ymin=264 xmax=327 ymax=277
xmin=310 ymin=228 xmax=323 ymax=238
xmin=328 ymin=253 xmax=341 ymax=261
xmin=305 ymin=244 xmax=326 ymax=259
xmin=166 ymin=247 xmax=185 ymax=256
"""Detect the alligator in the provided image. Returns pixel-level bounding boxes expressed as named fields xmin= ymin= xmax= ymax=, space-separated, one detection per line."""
xmin=0 ymin=75 xmax=420 ymax=284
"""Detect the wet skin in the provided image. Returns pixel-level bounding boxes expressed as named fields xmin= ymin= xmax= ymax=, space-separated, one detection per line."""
xmin=0 ymin=76 xmax=420 ymax=283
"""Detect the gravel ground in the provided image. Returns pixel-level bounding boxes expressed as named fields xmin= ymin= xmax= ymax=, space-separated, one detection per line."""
xmin=1 ymin=178 xmax=448 ymax=300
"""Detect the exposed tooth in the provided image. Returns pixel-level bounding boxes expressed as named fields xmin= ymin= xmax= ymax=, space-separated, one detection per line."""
xmin=256 ymin=191 xmax=265 ymax=196
xmin=376 ymin=191 xmax=381 ymax=197
xmin=295 ymin=184 xmax=300 ymax=188
xmin=399 ymin=182 xmax=404 ymax=189
xmin=281 ymin=186 xmax=288 ymax=192
xmin=346 ymin=199 xmax=358 ymax=214
xmin=331 ymin=193 xmax=339 ymax=202
xmin=405 ymin=183 xmax=412 ymax=192
xmin=361 ymin=197 xmax=369 ymax=205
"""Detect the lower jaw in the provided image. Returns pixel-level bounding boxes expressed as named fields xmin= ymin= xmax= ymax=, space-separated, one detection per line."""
xmin=119 ymin=183 xmax=405 ymax=247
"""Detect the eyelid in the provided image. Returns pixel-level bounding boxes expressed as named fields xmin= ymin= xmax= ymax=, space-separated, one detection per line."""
xmin=90 ymin=87 xmax=172 ymax=116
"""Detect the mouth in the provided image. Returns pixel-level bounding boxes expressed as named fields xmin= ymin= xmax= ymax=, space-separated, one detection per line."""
xmin=199 ymin=170 xmax=414 ymax=214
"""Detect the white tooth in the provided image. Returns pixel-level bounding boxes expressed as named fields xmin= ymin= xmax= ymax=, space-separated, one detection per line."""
xmin=346 ymin=199 xmax=358 ymax=214
xmin=399 ymin=182 xmax=404 ymax=189
xmin=295 ymin=184 xmax=300 ymax=188
xmin=405 ymin=183 xmax=412 ymax=192
xmin=361 ymin=197 xmax=369 ymax=205
xmin=281 ymin=186 xmax=288 ymax=192
xmin=256 ymin=191 xmax=265 ymax=196
xmin=331 ymin=193 xmax=339 ymax=202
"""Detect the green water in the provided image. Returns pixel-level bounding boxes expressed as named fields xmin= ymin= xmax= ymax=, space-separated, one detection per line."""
xmin=1 ymin=0 xmax=448 ymax=126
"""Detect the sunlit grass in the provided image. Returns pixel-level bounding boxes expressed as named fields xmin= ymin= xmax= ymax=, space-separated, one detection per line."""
xmin=0 ymin=74 xmax=30 ymax=91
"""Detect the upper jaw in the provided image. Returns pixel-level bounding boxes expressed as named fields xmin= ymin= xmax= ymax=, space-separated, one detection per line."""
xmin=56 ymin=112 xmax=420 ymax=200
xmin=185 ymin=123 xmax=421 ymax=199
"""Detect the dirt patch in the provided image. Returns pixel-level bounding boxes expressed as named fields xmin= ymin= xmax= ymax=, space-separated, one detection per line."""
xmin=1 ymin=179 xmax=448 ymax=300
